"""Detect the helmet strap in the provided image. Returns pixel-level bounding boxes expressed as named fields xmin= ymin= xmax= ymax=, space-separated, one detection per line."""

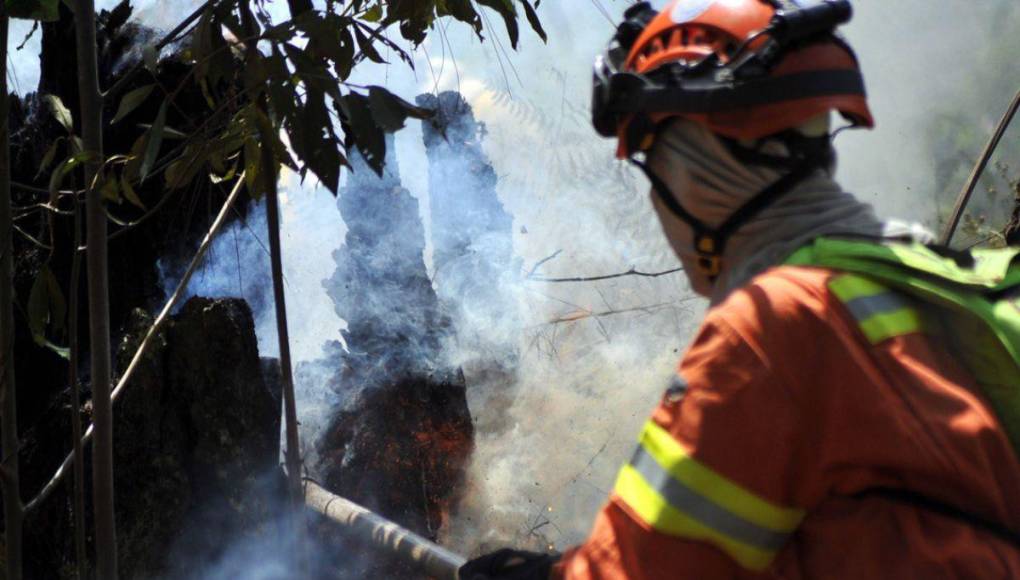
xmin=631 ymin=140 xmax=831 ymax=283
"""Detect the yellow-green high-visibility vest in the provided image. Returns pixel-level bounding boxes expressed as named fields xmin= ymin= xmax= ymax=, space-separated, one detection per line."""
xmin=786 ymin=237 xmax=1020 ymax=456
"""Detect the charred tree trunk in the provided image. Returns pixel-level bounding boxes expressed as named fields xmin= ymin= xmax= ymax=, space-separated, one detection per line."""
xmin=312 ymin=139 xmax=473 ymax=577
xmin=418 ymin=92 xmax=519 ymax=432
xmin=74 ymin=0 xmax=118 ymax=575
xmin=1 ymin=9 xmax=25 ymax=580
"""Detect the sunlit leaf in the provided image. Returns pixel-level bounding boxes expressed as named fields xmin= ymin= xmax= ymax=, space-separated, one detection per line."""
xmin=44 ymin=340 xmax=70 ymax=360
xmin=362 ymin=4 xmax=382 ymax=22
xmin=43 ymin=94 xmax=73 ymax=133
xmin=48 ymin=152 xmax=94 ymax=199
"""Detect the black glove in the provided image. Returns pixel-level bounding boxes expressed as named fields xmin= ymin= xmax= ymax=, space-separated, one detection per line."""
xmin=459 ymin=548 xmax=561 ymax=580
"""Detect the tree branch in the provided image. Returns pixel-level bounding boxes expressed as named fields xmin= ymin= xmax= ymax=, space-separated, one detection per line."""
xmin=528 ymin=266 xmax=684 ymax=283
xmin=542 ymin=301 xmax=685 ymax=326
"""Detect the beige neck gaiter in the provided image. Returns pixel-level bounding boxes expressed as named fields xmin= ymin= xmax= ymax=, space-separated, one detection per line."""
xmin=646 ymin=120 xmax=932 ymax=304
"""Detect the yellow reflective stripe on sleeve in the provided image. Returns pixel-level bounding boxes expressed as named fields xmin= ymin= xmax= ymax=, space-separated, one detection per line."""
xmin=613 ymin=421 xmax=805 ymax=571
xmin=615 ymin=465 xmax=778 ymax=571
xmin=856 ymin=307 xmax=924 ymax=344
xmin=828 ymin=273 xmax=887 ymax=303
xmin=640 ymin=422 xmax=804 ymax=531
xmin=828 ymin=274 xmax=923 ymax=343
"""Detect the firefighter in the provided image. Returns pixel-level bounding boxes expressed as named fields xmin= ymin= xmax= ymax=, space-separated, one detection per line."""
xmin=461 ymin=0 xmax=1020 ymax=578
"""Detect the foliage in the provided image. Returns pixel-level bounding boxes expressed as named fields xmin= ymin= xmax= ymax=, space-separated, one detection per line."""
xmin=15 ymin=0 xmax=544 ymax=354
xmin=5 ymin=0 xmax=57 ymax=21
xmin=176 ymin=0 xmax=546 ymax=190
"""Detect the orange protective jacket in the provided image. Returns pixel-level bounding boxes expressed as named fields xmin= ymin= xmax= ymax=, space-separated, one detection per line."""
xmin=555 ymin=265 xmax=1020 ymax=579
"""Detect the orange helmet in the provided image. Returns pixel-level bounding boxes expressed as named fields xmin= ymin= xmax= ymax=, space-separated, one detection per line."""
xmin=592 ymin=0 xmax=874 ymax=158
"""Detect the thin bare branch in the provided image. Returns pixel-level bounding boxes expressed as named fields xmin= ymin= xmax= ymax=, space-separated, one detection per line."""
xmin=528 ymin=266 xmax=684 ymax=283
xmin=13 ymin=223 xmax=53 ymax=250
xmin=525 ymin=249 xmax=562 ymax=278
xmin=543 ymin=301 xmax=685 ymax=326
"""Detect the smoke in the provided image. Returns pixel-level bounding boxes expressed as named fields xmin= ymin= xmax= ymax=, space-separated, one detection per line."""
xmin=148 ymin=0 xmax=1020 ymax=569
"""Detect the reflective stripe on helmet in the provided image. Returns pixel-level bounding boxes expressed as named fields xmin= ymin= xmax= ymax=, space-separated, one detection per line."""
xmin=828 ymin=274 xmax=923 ymax=343
xmin=614 ymin=420 xmax=804 ymax=571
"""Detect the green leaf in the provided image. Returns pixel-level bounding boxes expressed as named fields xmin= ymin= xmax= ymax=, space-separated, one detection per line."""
xmin=121 ymin=176 xmax=145 ymax=209
xmin=123 ymin=134 xmax=148 ymax=182
xmin=209 ymin=162 xmax=237 ymax=184
xmin=48 ymin=152 xmax=93 ymax=199
xmin=139 ymin=102 xmax=168 ymax=182
xmin=161 ymin=126 xmax=189 ymax=140
xmin=335 ymin=28 xmax=356 ymax=80
xmin=367 ymin=86 xmax=432 ymax=132
xmin=244 ymin=138 xmax=262 ymax=200
xmin=35 ymin=137 xmax=64 ymax=180
xmin=28 ymin=268 xmax=50 ymax=346
xmin=43 ymin=340 xmax=70 ymax=360
xmin=363 ymin=4 xmax=383 ymax=22
xmin=353 ymin=24 xmax=387 ymax=64
xmin=476 ymin=0 xmax=519 ymax=49
xmin=5 ymin=0 xmax=59 ymax=22
xmin=44 ymin=266 xmax=66 ymax=335
xmin=439 ymin=0 xmax=482 ymax=33
xmin=100 ymin=175 xmax=121 ymax=203
xmin=43 ymin=94 xmax=73 ymax=133
xmin=165 ymin=144 xmax=207 ymax=191
xmin=111 ymin=84 xmax=155 ymax=124
xmin=342 ymin=93 xmax=386 ymax=176
xmin=27 ymin=266 xmax=64 ymax=347
xmin=519 ymin=0 xmax=546 ymax=42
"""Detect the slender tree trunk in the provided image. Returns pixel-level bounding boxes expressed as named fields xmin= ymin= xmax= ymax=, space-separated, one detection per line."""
xmin=261 ymin=145 xmax=303 ymax=506
xmin=0 ymin=10 xmax=25 ymax=580
xmin=73 ymin=0 xmax=118 ymax=576
xmin=241 ymin=0 xmax=303 ymax=536
xmin=68 ymin=201 xmax=87 ymax=578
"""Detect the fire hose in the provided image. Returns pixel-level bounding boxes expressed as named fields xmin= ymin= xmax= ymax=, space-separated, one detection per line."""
xmin=304 ymin=480 xmax=467 ymax=580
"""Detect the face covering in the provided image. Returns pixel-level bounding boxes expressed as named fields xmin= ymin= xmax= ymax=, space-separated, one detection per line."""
xmin=646 ymin=119 xmax=933 ymax=303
